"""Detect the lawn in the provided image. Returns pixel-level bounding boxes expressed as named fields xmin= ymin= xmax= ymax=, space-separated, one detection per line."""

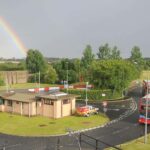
xmin=0 ymin=112 xmax=109 ymax=136
xmin=108 ymin=135 xmax=150 ymax=150
xmin=0 ymin=83 xmax=55 ymax=91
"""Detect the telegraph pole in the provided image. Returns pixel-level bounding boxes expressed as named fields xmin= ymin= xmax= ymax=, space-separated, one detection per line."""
xmin=85 ymin=82 xmax=88 ymax=106
xmin=145 ymin=78 xmax=149 ymax=144
xmin=66 ymin=62 xmax=68 ymax=94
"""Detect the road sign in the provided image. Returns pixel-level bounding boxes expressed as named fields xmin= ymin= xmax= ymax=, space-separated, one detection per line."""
xmin=103 ymin=107 xmax=107 ymax=113
xmin=102 ymin=101 xmax=108 ymax=107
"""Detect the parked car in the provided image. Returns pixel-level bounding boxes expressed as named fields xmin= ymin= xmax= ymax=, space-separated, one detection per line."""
xmin=76 ymin=105 xmax=99 ymax=117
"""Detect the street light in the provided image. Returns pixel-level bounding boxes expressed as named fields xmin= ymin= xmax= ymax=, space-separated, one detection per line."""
xmin=85 ymin=82 xmax=88 ymax=106
xmin=144 ymin=78 xmax=149 ymax=144
xmin=66 ymin=62 xmax=69 ymax=94
xmin=67 ymin=128 xmax=81 ymax=150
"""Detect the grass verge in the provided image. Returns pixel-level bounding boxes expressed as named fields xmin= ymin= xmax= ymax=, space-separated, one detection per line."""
xmin=0 ymin=112 xmax=109 ymax=136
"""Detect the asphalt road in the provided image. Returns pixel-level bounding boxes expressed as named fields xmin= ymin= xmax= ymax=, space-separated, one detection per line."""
xmin=0 ymin=85 xmax=149 ymax=150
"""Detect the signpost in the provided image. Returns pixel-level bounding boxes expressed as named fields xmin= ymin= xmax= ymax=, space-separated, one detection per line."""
xmin=102 ymin=101 xmax=108 ymax=113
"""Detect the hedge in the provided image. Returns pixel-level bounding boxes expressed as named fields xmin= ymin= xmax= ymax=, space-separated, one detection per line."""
xmin=61 ymin=89 xmax=122 ymax=101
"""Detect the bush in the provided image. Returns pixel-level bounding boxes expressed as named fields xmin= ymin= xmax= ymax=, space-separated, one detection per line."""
xmin=61 ymin=89 xmax=122 ymax=101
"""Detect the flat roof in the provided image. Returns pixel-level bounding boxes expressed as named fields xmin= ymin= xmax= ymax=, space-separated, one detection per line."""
xmin=36 ymin=92 xmax=79 ymax=100
xmin=0 ymin=92 xmax=79 ymax=102
xmin=1 ymin=93 xmax=36 ymax=102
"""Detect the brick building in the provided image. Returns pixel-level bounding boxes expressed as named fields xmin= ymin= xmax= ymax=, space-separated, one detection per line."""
xmin=0 ymin=92 xmax=77 ymax=118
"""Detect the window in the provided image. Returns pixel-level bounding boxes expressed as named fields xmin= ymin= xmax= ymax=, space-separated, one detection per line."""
xmin=16 ymin=101 xmax=20 ymax=104
xmin=44 ymin=99 xmax=54 ymax=105
xmin=7 ymin=100 xmax=12 ymax=106
xmin=0 ymin=99 xmax=4 ymax=105
xmin=63 ymin=99 xmax=70 ymax=104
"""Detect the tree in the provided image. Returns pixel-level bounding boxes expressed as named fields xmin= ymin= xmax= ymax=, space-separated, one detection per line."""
xmin=81 ymin=45 xmax=95 ymax=69
xmin=130 ymin=46 xmax=145 ymax=69
xmin=90 ymin=60 xmax=139 ymax=91
xmin=110 ymin=46 xmax=121 ymax=59
xmin=73 ymin=58 xmax=81 ymax=82
xmin=41 ymin=65 xmax=57 ymax=84
xmin=130 ymin=46 xmax=142 ymax=63
xmin=52 ymin=59 xmax=78 ymax=84
xmin=97 ymin=43 xmax=111 ymax=59
xmin=26 ymin=49 xmax=47 ymax=73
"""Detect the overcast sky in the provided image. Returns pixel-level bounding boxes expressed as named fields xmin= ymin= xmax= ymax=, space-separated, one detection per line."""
xmin=0 ymin=0 xmax=150 ymax=58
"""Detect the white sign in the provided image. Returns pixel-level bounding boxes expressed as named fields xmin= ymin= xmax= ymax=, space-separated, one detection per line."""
xmin=102 ymin=93 xmax=106 ymax=97
xmin=102 ymin=101 xmax=108 ymax=107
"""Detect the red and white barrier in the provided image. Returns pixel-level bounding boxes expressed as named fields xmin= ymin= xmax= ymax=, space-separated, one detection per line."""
xmin=28 ymin=87 xmax=60 ymax=93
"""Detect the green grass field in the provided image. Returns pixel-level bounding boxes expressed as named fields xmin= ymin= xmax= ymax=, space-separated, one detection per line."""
xmin=0 ymin=83 xmax=54 ymax=91
xmin=108 ymin=135 xmax=150 ymax=150
xmin=0 ymin=112 xmax=109 ymax=136
xmin=140 ymin=71 xmax=150 ymax=80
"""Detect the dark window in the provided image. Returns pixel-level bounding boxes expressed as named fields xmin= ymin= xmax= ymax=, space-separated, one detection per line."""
xmin=44 ymin=99 xmax=54 ymax=105
xmin=0 ymin=99 xmax=4 ymax=105
xmin=16 ymin=101 xmax=20 ymax=104
xmin=7 ymin=100 xmax=12 ymax=106
xmin=63 ymin=99 xmax=70 ymax=104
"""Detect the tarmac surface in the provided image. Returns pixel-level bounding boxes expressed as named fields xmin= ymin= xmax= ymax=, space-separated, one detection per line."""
xmin=0 ymin=85 xmax=149 ymax=150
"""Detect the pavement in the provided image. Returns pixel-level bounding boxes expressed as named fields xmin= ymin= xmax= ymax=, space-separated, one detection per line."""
xmin=0 ymin=85 xmax=149 ymax=150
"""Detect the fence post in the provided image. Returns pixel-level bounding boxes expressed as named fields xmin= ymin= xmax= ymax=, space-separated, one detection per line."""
xmin=79 ymin=133 xmax=82 ymax=147
xmin=96 ymin=140 xmax=98 ymax=150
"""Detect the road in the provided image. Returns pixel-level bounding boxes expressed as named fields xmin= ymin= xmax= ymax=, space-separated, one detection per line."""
xmin=0 ymin=85 xmax=149 ymax=150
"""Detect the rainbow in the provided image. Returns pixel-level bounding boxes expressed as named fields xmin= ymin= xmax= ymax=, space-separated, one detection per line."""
xmin=0 ymin=16 xmax=27 ymax=56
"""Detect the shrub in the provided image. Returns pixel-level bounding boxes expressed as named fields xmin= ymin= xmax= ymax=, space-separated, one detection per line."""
xmin=61 ymin=89 xmax=122 ymax=101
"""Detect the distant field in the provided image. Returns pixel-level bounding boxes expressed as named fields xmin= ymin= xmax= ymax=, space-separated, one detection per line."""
xmin=0 ymin=83 xmax=55 ymax=91
xmin=140 ymin=71 xmax=150 ymax=80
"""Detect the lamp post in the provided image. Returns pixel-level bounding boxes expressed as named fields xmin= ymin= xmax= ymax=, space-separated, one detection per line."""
xmin=144 ymin=78 xmax=149 ymax=144
xmin=85 ymin=82 xmax=88 ymax=106
xmin=66 ymin=62 xmax=69 ymax=94
xmin=39 ymin=71 xmax=40 ymax=90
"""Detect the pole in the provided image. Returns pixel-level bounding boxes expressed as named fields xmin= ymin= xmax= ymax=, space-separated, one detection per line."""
xmin=66 ymin=62 xmax=68 ymax=94
xmin=85 ymin=82 xmax=88 ymax=106
xmin=39 ymin=71 xmax=40 ymax=90
xmin=144 ymin=78 xmax=149 ymax=144
xmin=5 ymin=77 xmax=8 ymax=93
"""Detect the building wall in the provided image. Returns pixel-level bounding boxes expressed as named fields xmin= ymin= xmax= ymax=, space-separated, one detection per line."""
xmin=13 ymin=101 xmax=21 ymax=114
xmin=43 ymin=104 xmax=54 ymax=118
xmin=30 ymin=102 xmax=36 ymax=116
xmin=36 ymin=101 xmax=42 ymax=115
xmin=71 ymin=98 xmax=76 ymax=114
xmin=0 ymin=105 xmax=4 ymax=112
xmin=62 ymin=103 xmax=71 ymax=117
xmin=22 ymin=102 xmax=29 ymax=115
xmin=54 ymin=100 xmax=61 ymax=118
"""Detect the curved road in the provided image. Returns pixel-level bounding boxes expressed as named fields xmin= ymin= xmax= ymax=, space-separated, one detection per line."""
xmin=0 ymin=85 xmax=149 ymax=150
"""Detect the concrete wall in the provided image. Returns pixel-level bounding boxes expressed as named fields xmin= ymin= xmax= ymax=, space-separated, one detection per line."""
xmin=0 ymin=105 xmax=4 ymax=112
xmin=71 ymin=98 xmax=76 ymax=114
xmin=36 ymin=101 xmax=42 ymax=115
xmin=62 ymin=103 xmax=71 ymax=117
xmin=0 ymin=71 xmax=28 ymax=84
xmin=54 ymin=101 xmax=62 ymax=118
xmin=43 ymin=104 xmax=54 ymax=118
xmin=22 ymin=102 xmax=29 ymax=115
xmin=30 ymin=102 xmax=36 ymax=116
xmin=13 ymin=101 xmax=21 ymax=114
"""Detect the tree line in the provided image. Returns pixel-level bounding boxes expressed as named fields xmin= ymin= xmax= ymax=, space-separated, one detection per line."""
xmin=0 ymin=43 xmax=149 ymax=91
